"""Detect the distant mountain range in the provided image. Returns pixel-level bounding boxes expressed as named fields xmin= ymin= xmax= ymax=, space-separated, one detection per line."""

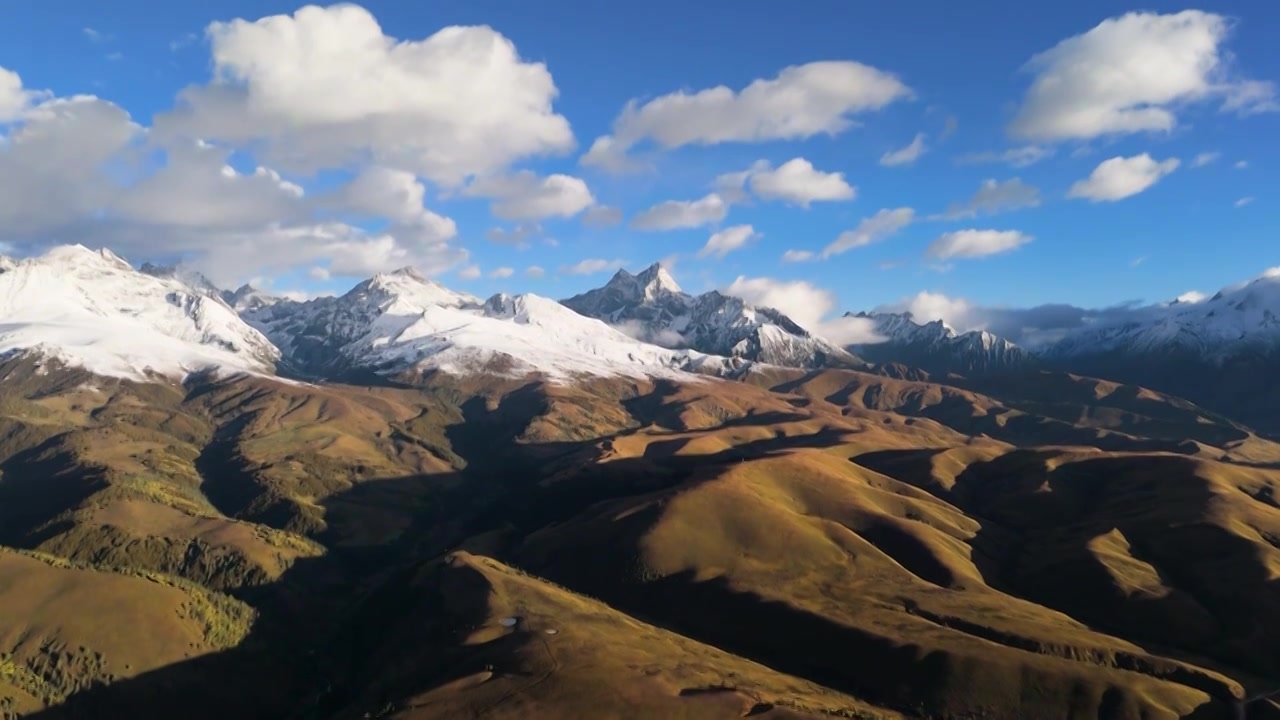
xmin=562 ymin=264 xmax=865 ymax=369
xmin=4 ymin=245 xmax=1279 ymax=434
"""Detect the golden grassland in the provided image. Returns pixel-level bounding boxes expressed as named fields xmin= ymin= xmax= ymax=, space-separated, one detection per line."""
xmin=3 ymin=354 xmax=1280 ymax=717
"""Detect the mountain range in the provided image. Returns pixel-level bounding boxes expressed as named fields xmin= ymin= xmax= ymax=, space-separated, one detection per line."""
xmin=7 ymin=247 xmax=1279 ymax=437
xmin=5 ymin=245 xmax=1280 ymax=719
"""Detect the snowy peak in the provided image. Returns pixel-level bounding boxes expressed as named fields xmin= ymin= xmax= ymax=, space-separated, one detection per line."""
xmin=355 ymin=266 xmax=479 ymax=309
xmin=563 ymin=270 xmax=862 ymax=369
xmin=139 ymin=262 xmax=223 ymax=298
xmin=1045 ymin=270 xmax=1280 ymax=360
xmin=0 ymin=245 xmax=279 ymax=381
xmin=850 ymin=311 xmax=1031 ymax=375
xmin=221 ymin=284 xmax=283 ymax=313
xmin=246 ymin=275 xmax=735 ymax=382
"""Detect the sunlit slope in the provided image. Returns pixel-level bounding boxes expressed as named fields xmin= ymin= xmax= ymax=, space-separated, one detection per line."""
xmin=322 ymin=552 xmax=896 ymax=720
xmin=0 ymin=548 xmax=253 ymax=714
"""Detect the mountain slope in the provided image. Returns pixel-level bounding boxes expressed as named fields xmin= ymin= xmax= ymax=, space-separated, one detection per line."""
xmin=849 ymin=311 xmax=1034 ymax=376
xmin=245 ymin=267 xmax=739 ymax=382
xmin=562 ymin=264 xmax=865 ymax=369
xmin=0 ymin=245 xmax=278 ymax=381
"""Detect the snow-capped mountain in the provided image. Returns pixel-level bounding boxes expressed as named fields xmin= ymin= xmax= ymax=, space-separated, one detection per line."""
xmin=562 ymin=264 xmax=865 ymax=369
xmin=244 ymin=267 xmax=740 ymax=381
xmin=848 ymin=311 xmax=1034 ymax=375
xmin=221 ymin=284 xmax=287 ymax=313
xmin=0 ymin=245 xmax=279 ymax=381
xmin=139 ymin=262 xmax=285 ymax=313
xmin=1042 ymin=271 xmax=1280 ymax=361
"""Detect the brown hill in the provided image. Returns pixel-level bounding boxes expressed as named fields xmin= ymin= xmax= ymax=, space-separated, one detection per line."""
xmin=4 ymin=357 xmax=1280 ymax=718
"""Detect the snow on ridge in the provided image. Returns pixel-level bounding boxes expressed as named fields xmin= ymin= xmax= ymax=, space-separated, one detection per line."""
xmin=0 ymin=244 xmax=280 ymax=382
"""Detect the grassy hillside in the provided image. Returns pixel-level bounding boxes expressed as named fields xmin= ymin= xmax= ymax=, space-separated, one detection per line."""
xmin=4 ymin=357 xmax=1280 ymax=718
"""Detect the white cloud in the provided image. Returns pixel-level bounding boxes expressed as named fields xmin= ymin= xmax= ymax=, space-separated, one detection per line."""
xmin=489 ymin=266 xmax=515 ymax=279
xmin=485 ymin=223 xmax=542 ymax=248
xmin=699 ymin=224 xmax=759 ymax=259
xmin=308 ymin=266 xmax=331 ymax=281
xmin=614 ymin=320 xmax=686 ymax=347
xmin=926 ymin=229 xmax=1033 ymax=260
xmin=630 ymin=193 xmax=727 ymax=231
xmin=1235 ymin=160 xmax=1249 ymax=169
xmin=1175 ymin=290 xmax=1207 ymax=304
xmin=464 ymin=171 xmax=594 ymax=220
xmin=880 ymin=133 xmax=927 ymax=167
xmin=0 ymin=95 xmax=141 ymax=238
xmin=729 ymin=158 xmax=855 ymax=206
xmin=1067 ymin=154 xmax=1180 ymax=202
xmin=329 ymin=166 xmax=455 ymax=241
xmin=457 ymin=264 xmax=482 ymax=280
xmin=1010 ymin=11 xmax=1276 ymax=141
xmin=944 ymin=178 xmax=1040 ymax=218
xmin=153 ymin=4 xmax=574 ymax=185
xmin=1263 ymin=266 xmax=1280 ymax=279
xmin=724 ymin=275 xmax=882 ymax=343
xmin=725 ymin=276 xmax=836 ymax=330
xmin=1192 ymin=151 xmax=1220 ymax=167
xmin=0 ymin=67 xmax=31 ymax=121
xmin=563 ymin=258 xmax=627 ymax=275
xmin=581 ymin=204 xmax=623 ymax=228
xmin=822 ymin=207 xmax=915 ymax=258
xmin=1235 ymin=196 xmax=1255 ymax=208
xmin=781 ymin=249 xmax=815 ymax=263
xmin=0 ymin=41 xmax=482 ymax=290
xmin=525 ymin=265 xmax=546 ymax=278
xmin=582 ymin=60 xmax=911 ymax=169
xmin=956 ymin=145 xmax=1053 ymax=168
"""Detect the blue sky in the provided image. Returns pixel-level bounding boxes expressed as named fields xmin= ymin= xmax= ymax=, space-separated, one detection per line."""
xmin=0 ymin=0 xmax=1276 ymax=327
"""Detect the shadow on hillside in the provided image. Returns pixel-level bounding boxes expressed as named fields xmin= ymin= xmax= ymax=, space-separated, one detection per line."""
xmin=17 ymin=377 xmax=1280 ymax=719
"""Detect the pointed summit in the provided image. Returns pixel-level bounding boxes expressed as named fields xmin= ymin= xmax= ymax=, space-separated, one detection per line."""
xmin=635 ymin=262 xmax=682 ymax=296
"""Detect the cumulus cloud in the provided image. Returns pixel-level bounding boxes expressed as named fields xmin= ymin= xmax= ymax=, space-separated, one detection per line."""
xmin=1175 ymin=290 xmax=1207 ymax=304
xmin=328 ymin=165 xmax=457 ymax=244
xmin=153 ymin=4 xmax=575 ymax=185
xmin=489 ymin=266 xmax=515 ymax=279
xmin=581 ymin=204 xmax=623 ymax=228
xmin=457 ymin=264 xmax=482 ymax=280
xmin=822 ymin=207 xmax=915 ymax=258
xmin=1010 ymin=10 xmax=1276 ymax=142
xmin=956 ymin=145 xmax=1053 ymax=168
xmin=582 ymin=60 xmax=911 ymax=169
xmin=926 ymin=229 xmax=1032 ymax=260
xmin=944 ymin=178 xmax=1040 ymax=219
xmin=1192 ymin=151 xmax=1220 ymax=167
xmin=724 ymin=275 xmax=883 ymax=343
xmin=716 ymin=158 xmax=855 ymax=207
xmin=614 ymin=320 xmax=686 ymax=348
xmin=464 ymin=171 xmax=595 ymax=220
xmin=699 ymin=224 xmax=759 ymax=258
xmin=630 ymin=193 xmax=728 ymax=231
xmin=524 ymin=265 xmax=546 ymax=278
xmin=0 ymin=7 xmax=610 ymax=287
xmin=725 ymin=276 xmax=837 ymax=330
xmin=1067 ymin=154 xmax=1180 ymax=202
xmin=0 ymin=67 xmax=42 ymax=121
xmin=880 ymin=133 xmax=927 ymax=167
xmin=781 ymin=249 xmax=815 ymax=263
xmin=563 ymin=258 xmax=627 ymax=275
